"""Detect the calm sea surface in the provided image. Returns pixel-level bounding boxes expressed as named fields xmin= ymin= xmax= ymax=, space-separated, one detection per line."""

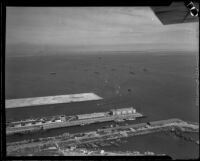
xmin=5 ymin=52 xmax=199 ymax=158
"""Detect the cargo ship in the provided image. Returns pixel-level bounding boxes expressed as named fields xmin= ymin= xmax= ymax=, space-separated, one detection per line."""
xmin=6 ymin=107 xmax=144 ymax=135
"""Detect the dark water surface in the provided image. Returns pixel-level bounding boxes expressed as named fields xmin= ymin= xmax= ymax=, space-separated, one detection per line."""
xmin=103 ymin=132 xmax=199 ymax=159
xmin=5 ymin=52 xmax=199 ymax=158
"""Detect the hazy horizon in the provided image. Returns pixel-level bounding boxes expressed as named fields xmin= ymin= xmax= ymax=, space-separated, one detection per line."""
xmin=6 ymin=7 xmax=198 ymax=56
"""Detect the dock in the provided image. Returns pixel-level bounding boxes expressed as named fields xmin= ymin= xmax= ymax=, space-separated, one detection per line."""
xmin=6 ymin=107 xmax=144 ymax=135
xmin=5 ymin=93 xmax=103 ymax=108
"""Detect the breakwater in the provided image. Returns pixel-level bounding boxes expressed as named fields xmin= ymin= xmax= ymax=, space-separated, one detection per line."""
xmin=7 ymin=118 xmax=199 ymax=156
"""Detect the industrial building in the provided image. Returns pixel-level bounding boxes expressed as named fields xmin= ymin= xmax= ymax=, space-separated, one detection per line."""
xmin=77 ymin=112 xmax=105 ymax=120
xmin=110 ymin=107 xmax=136 ymax=116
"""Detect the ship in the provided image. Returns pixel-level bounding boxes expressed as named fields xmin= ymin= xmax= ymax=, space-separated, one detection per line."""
xmin=6 ymin=107 xmax=144 ymax=135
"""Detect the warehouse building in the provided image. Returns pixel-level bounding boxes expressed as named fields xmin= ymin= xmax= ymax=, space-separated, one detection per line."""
xmin=110 ymin=107 xmax=136 ymax=116
xmin=76 ymin=112 xmax=105 ymax=120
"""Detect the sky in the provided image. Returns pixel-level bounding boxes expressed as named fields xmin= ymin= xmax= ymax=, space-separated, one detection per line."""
xmin=6 ymin=7 xmax=199 ymax=54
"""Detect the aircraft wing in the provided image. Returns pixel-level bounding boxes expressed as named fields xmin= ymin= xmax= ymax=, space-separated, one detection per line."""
xmin=151 ymin=1 xmax=199 ymax=25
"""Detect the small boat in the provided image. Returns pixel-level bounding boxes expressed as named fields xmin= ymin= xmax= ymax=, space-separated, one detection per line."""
xmin=50 ymin=72 xmax=56 ymax=75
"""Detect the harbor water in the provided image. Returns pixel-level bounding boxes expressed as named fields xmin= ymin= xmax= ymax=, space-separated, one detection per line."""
xmin=5 ymin=52 xmax=199 ymax=159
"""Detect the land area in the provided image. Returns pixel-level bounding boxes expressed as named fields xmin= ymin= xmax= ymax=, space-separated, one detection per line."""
xmin=7 ymin=119 xmax=199 ymax=156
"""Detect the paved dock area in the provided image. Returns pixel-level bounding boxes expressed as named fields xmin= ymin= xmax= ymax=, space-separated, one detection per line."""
xmin=6 ymin=93 xmax=103 ymax=108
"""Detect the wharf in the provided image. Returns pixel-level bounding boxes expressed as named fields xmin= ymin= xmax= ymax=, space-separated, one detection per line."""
xmin=6 ymin=107 xmax=143 ymax=135
xmin=6 ymin=93 xmax=103 ymax=108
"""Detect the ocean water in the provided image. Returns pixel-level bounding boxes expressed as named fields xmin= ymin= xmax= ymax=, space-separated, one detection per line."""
xmin=5 ymin=52 xmax=199 ymax=158
xmin=103 ymin=132 xmax=199 ymax=159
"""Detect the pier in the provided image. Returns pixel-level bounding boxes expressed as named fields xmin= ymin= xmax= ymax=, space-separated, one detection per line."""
xmin=6 ymin=93 xmax=103 ymax=108
xmin=6 ymin=107 xmax=144 ymax=135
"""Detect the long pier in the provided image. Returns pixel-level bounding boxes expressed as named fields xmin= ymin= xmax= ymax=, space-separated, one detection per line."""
xmin=6 ymin=93 xmax=103 ymax=108
xmin=6 ymin=107 xmax=144 ymax=135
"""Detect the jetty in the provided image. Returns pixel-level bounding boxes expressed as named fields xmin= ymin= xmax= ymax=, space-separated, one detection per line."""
xmin=6 ymin=107 xmax=144 ymax=135
xmin=6 ymin=93 xmax=103 ymax=108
